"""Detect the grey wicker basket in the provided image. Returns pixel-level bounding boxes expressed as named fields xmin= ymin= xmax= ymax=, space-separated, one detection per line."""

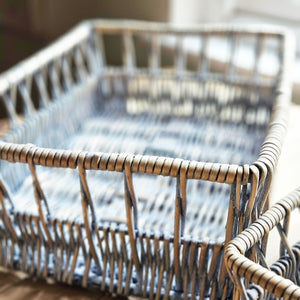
xmin=0 ymin=20 xmax=294 ymax=299
xmin=225 ymin=187 xmax=300 ymax=300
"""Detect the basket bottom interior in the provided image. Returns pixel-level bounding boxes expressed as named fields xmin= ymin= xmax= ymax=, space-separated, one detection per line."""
xmin=7 ymin=98 xmax=267 ymax=242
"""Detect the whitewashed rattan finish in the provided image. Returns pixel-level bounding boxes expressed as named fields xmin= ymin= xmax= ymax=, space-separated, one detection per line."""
xmin=0 ymin=20 xmax=294 ymax=299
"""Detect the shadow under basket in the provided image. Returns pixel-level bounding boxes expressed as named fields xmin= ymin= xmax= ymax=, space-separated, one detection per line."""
xmin=0 ymin=20 xmax=294 ymax=299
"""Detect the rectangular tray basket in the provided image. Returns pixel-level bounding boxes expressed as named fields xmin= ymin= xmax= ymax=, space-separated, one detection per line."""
xmin=0 ymin=20 xmax=294 ymax=299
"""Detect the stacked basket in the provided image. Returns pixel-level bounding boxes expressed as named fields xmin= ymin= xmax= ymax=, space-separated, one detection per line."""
xmin=225 ymin=187 xmax=300 ymax=300
xmin=0 ymin=20 xmax=295 ymax=299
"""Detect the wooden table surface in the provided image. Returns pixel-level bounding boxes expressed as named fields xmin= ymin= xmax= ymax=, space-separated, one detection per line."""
xmin=0 ymin=268 xmax=129 ymax=300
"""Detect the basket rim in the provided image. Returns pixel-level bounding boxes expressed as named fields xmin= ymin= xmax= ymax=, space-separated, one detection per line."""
xmin=0 ymin=20 xmax=294 ymax=92
xmin=0 ymin=19 xmax=295 ymax=186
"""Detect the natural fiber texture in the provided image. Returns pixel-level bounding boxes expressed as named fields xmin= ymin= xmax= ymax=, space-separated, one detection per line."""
xmin=225 ymin=187 xmax=300 ymax=300
xmin=0 ymin=20 xmax=294 ymax=299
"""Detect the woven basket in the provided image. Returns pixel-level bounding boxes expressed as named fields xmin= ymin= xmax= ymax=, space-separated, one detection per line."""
xmin=0 ymin=20 xmax=294 ymax=299
xmin=225 ymin=187 xmax=300 ymax=300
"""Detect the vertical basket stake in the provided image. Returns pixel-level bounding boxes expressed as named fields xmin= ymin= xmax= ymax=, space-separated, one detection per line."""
xmin=78 ymin=157 xmax=101 ymax=280
xmin=74 ymin=46 xmax=88 ymax=82
xmin=244 ymin=166 xmax=259 ymax=229
xmin=219 ymin=165 xmax=246 ymax=287
xmin=174 ymin=163 xmax=187 ymax=293
xmin=92 ymin=30 xmax=110 ymax=97
xmin=149 ymin=34 xmax=161 ymax=76
xmin=276 ymin=222 xmax=297 ymax=283
xmin=0 ymin=175 xmax=18 ymax=243
xmin=18 ymin=82 xmax=36 ymax=116
xmin=124 ymin=157 xmax=141 ymax=281
xmin=92 ymin=30 xmax=106 ymax=71
xmin=148 ymin=33 xmax=161 ymax=112
xmin=175 ymin=35 xmax=186 ymax=76
xmin=123 ymin=31 xmax=136 ymax=75
xmin=253 ymin=34 xmax=264 ymax=85
xmin=226 ymin=32 xmax=236 ymax=81
xmin=1 ymin=92 xmax=19 ymax=126
xmin=27 ymin=151 xmax=53 ymax=250
xmin=34 ymin=72 xmax=50 ymax=107
xmin=198 ymin=33 xmax=209 ymax=78
xmin=252 ymin=161 xmax=268 ymax=216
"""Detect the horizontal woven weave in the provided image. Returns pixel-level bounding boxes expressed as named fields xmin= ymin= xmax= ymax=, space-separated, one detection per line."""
xmin=9 ymin=83 xmax=267 ymax=237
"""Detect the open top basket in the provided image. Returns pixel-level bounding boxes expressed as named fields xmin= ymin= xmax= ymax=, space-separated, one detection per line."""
xmin=0 ymin=20 xmax=294 ymax=299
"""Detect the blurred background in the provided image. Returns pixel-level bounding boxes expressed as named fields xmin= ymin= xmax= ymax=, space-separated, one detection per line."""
xmin=1 ymin=0 xmax=300 ymax=102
